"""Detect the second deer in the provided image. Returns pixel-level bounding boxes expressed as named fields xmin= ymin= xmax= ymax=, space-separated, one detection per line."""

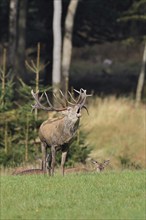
xmin=65 ymin=159 xmax=110 ymax=174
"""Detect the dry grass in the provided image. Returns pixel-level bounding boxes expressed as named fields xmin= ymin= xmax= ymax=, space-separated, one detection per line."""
xmin=81 ymin=97 xmax=145 ymax=169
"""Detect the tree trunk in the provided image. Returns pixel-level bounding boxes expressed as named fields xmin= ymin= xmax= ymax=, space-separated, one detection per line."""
xmin=136 ymin=43 xmax=146 ymax=106
xmin=8 ymin=0 xmax=18 ymax=69
xmin=16 ymin=0 xmax=28 ymax=80
xmin=8 ymin=0 xmax=27 ymax=81
xmin=61 ymin=0 xmax=79 ymax=96
xmin=52 ymin=0 xmax=62 ymax=94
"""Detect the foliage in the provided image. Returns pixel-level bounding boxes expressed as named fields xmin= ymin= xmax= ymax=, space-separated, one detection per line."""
xmin=1 ymin=171 xmax=145 ymax=220
xmin=0 ymin=75 xmax=14 ymax=112
xmin=0 ymin=74 xmax=40 ymax=167
xmin=56 ymin=130 xmax=92 ymax=167
xmin=119 ymin=154 xmax=141 ymax=170
xmin=67 ymin=130 xmax=92 ymax=165
xmin=118 ymin=0 xmax=146 ymax=22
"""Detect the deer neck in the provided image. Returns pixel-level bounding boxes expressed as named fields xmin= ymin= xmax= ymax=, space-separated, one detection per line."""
xmin=63 ymin=117 xmax=80 ymax=136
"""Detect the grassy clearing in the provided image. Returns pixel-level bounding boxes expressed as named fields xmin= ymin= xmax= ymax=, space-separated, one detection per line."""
xmin=1 ymin=171 xmax=145 ymax=220
xmin=81 ymin=97 xmax=145 ymax=169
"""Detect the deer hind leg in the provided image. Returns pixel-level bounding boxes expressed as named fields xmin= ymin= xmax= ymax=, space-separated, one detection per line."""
xmin=46 ymin=149 xmax=52 ymax=176
xmin=51 ymin=146 xmax=56 ymax=176
xmin=61 ymin=151 xmax=67 ymax=176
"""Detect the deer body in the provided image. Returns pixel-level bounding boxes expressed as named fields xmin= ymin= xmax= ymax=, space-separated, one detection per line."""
xmin=31 ymin=88 xmax=91 ymax=176
xmin=39 ymin=114 xmax=80 ymax=147
xmin=65 ymin=160 xmax=110 ymax=174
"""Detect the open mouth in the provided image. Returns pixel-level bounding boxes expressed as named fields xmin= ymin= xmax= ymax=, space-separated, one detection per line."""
xmin=77 ymin=108 xmax=81 ymax=117
xmin=77 ymin=108 xmax=80 ymax=114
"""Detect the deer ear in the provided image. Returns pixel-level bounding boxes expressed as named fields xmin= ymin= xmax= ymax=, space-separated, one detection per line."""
xmin=61 ymin=109 xmax=68 ymax=115
xmin=92 ymin=160 xmax=100 ymax=165
xmin=103 ymin=160 xmax=110 ymax=166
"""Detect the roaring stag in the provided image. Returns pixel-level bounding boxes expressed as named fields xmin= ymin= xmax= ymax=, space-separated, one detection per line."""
xmin=31 ymin=88 xmax=91 ymax=176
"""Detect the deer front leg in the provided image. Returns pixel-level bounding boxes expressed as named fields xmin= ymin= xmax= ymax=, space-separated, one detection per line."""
xmin=41 ymin=142 xmax=47 ymax=172
xmin=61 ymin=151 xmax=67 ymax=176
xmin=51 ymin=146 xmax=56 ymax=176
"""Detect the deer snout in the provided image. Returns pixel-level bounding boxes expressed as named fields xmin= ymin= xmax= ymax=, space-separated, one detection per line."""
xmin=76 ymin=108 xmax=81 ymax=118
xmin=77 ymin=112 xmax=81 ymax=118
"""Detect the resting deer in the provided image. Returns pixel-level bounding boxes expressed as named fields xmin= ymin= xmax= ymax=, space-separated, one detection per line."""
xmin=31 ymin=88 xmax=91 ymax=176
xmin=92 ymin=159 xmax=110 ymax=172
xmin=65 ymin=159 xmax=110 ymax=174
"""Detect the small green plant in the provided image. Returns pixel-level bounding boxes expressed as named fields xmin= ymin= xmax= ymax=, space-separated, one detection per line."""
xmin=0 ymin=49 xmax=14 ymax=112
xmin=119 ymin=154 xmax=141 ymax=170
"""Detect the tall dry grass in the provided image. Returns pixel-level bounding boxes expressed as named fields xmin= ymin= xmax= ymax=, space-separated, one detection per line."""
xmin=81 ymin=97 xmax=145 ymax=169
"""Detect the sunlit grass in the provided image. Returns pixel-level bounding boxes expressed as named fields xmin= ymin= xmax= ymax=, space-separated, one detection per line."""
xmin=81 ymin=97 xmax=145 ymax=169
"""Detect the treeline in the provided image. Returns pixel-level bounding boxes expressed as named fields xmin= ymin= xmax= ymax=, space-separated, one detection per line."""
xmin=0 ymin=0 xmax=146 ymax=85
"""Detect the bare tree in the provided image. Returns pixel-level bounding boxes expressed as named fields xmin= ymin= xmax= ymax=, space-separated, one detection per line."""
xmin=8 ymin=0 xmax=28 ymax=80
xmin=16 ymin=0 xmax=28 ymax=80
xmin=136 ymin=43 xmax=146 ymax=106
xmin=61 ymin=0 xmax=79 ymax=96
xmin=52 ymin=0 xmax=62 ymax=94
xmin=8 ymin=0 xmax=18 ymax=69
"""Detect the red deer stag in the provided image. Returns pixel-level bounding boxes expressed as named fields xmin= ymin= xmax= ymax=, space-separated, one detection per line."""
xmin=31 ymin=88 xmax=91 ymax=176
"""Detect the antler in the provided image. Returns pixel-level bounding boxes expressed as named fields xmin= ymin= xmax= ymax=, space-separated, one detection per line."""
xmin=31 ymin=88 xmax=92 ymax=112
xmin=31 ymin=90 xmax=67 ymax=112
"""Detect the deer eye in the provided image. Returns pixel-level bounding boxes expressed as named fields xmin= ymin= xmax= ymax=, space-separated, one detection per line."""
xmin=67 ymin=107 xmax=72 ymax=111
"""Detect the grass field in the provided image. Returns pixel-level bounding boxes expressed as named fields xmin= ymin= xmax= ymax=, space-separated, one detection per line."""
xmin=1 ymin=170 xmax=145 ymax=220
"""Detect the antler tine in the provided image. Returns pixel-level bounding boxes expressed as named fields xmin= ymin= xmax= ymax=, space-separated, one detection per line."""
xmin=53 ymin=92 xmax=66 ymax=108
xmin=59 ymin=90 xmax=76 ymax=106
xmin=73 ymin=88 xmax=92 ymax=114
xmin=31 ymin=92 xmax=44 ymax=111
xmin=44 ymin=92 xmax=55 ymax=109
xmin=44 ymin=91 xmax=67 ymax=111
xmin=76 ymin=89 xmax=88 ymax=108
xmin=73 ymin=88 xmax=83 ymax=104
xmin=74 ymin=88 xmax=92 ymax=104
xmin=59 ymin=90 xmax=68 ymax=106
xmin=73 ymin=88 xmax=80 ymax=94
xmin=67 ymin=91 xmax=78 ymax=105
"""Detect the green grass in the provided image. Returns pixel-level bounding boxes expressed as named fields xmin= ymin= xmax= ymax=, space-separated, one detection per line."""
xmin=1 ymin=171 xmax=145 ymax=220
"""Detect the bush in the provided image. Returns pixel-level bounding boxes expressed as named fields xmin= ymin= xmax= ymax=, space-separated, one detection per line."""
xmin=56 ymin=130 xmax=92 ymax=167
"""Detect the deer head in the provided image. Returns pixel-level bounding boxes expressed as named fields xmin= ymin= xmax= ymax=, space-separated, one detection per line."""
xmin=92 ymin=159 xmax=110 ymax=172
